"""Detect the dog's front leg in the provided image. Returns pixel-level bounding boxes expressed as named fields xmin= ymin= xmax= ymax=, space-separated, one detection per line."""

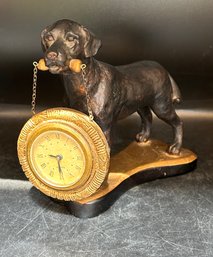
xmin=103 ymin=127 xmax=112 ymax=148
xmin=95 ymin=117 xmax=113 ymax=149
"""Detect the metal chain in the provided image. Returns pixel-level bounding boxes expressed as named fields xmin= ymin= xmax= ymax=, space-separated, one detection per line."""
xmin=31 ymin=61 xmax=93 ymax=120
xmin=80 ymin=64 xmax=94 ymax=121
xmin=31 ymin=61 xmax=38 ymax=115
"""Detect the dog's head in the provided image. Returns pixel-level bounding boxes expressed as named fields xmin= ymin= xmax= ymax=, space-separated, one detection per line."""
xmin=41 ymin=19 xmax=101 ymax=74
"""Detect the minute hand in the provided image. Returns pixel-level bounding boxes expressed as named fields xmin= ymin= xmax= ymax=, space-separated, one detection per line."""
xmin=57 ymin=159 xmax=64 ymax=180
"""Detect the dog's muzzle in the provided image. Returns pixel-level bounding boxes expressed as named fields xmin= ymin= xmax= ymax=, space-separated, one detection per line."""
xmin=44 ymin=48 xmax=70 ymax=73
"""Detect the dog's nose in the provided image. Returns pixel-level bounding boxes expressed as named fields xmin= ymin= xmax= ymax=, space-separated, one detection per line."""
xmin=47 ymin=51 xmax=58 ymax=60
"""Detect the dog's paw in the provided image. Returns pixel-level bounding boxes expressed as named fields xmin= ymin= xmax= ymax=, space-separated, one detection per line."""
xmin=136 ymin=132 xmax=149 ymax=143
xmin=168 ymin=143 xmax=181 ymax=155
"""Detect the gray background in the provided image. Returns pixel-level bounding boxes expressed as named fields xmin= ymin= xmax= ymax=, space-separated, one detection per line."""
xmin=1 ymin=0 xmax=213 ymax=73
xmin=0 ymin=0 xmax=213 ymax=104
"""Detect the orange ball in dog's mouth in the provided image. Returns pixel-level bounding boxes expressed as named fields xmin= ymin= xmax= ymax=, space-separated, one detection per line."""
xmin=37 ymin=59 xmax=83 ymax=73
xmin=37 ymin=59 xmax=49 ymax=71
xmin=69 ymin=59 xmax=82 ymax=73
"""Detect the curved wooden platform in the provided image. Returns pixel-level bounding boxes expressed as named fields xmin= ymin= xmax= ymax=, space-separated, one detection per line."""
xmin=64 ymin=140 xmax=197 ymax=218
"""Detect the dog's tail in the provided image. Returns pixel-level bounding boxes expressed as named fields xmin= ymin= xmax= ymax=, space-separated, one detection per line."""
xmin=169 ymin=74 xmax=181 ymax=104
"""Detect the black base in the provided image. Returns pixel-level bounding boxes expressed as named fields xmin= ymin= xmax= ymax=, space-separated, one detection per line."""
xmin=64 ymin=159 xmax=197 ymax=218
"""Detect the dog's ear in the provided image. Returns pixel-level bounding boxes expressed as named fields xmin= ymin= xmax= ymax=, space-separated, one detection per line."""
xmin=82 ymin=26 xmax=101 ymax=57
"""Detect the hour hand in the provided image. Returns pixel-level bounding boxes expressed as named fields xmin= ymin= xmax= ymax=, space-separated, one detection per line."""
xmin=49 ymin=154 xmax=57 ymax=158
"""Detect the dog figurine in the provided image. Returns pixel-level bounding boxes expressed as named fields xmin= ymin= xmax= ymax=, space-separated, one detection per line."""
xmin=41 ymin=19 xmax=183 ymax=154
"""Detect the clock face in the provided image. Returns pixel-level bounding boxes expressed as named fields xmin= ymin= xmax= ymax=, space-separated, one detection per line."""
xmin=30 ymin=130 xmax=86 ymax=188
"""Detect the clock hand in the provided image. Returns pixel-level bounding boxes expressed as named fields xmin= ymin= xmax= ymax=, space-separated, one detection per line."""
xmin=56 ymin=154 xmax=63 ymax=161
xmin=56 ymin=156 xmax=64 ymax=180
xmin=49 ymin=154 xmax=64 ymax=179
xmin=49 ymin=154 xmax=58 ymax=158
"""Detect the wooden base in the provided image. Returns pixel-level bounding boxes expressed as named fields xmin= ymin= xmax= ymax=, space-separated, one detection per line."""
xmin=64 ymin=140 xmax=197 ymax=218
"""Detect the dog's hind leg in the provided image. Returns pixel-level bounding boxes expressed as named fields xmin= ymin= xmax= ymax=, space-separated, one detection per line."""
xmin=152 ymin=102 xmax=183 ymax=155
xmin=136 ymin=106 xmax=152 ymax=143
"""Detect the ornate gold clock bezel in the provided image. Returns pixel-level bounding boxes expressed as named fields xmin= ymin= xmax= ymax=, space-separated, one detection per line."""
xmin=17 ymin=108 xmax=110 ymax=201
xmin=28 ymin=123 xmax=92 ymax=190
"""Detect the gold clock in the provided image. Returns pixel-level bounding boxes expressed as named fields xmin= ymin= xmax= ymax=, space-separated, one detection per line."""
xmin=17 ymin=108 xmax=110 ymax=201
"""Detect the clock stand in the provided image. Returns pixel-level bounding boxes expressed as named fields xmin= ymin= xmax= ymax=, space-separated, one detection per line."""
xmin=60 ymin=140 xmax=197 ymax=218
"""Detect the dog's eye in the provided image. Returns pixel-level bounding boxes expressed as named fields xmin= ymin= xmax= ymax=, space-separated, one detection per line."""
xmin=45 ymin=34 xmax=54 ymax=42
xmin=66 ymin=36 xmax=74 ymax=42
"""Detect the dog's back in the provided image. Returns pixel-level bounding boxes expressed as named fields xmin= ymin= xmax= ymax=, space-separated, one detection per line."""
xmin=116 ymin=61 xmax=179 ymax=106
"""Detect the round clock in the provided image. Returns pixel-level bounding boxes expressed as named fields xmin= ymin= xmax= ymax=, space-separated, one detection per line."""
xmin=17 ymin=108 xmax=110 ymax=201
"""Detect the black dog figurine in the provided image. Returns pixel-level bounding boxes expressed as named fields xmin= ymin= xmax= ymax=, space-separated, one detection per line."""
xmin=41 ymin=19 xmax=183 ymax=154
